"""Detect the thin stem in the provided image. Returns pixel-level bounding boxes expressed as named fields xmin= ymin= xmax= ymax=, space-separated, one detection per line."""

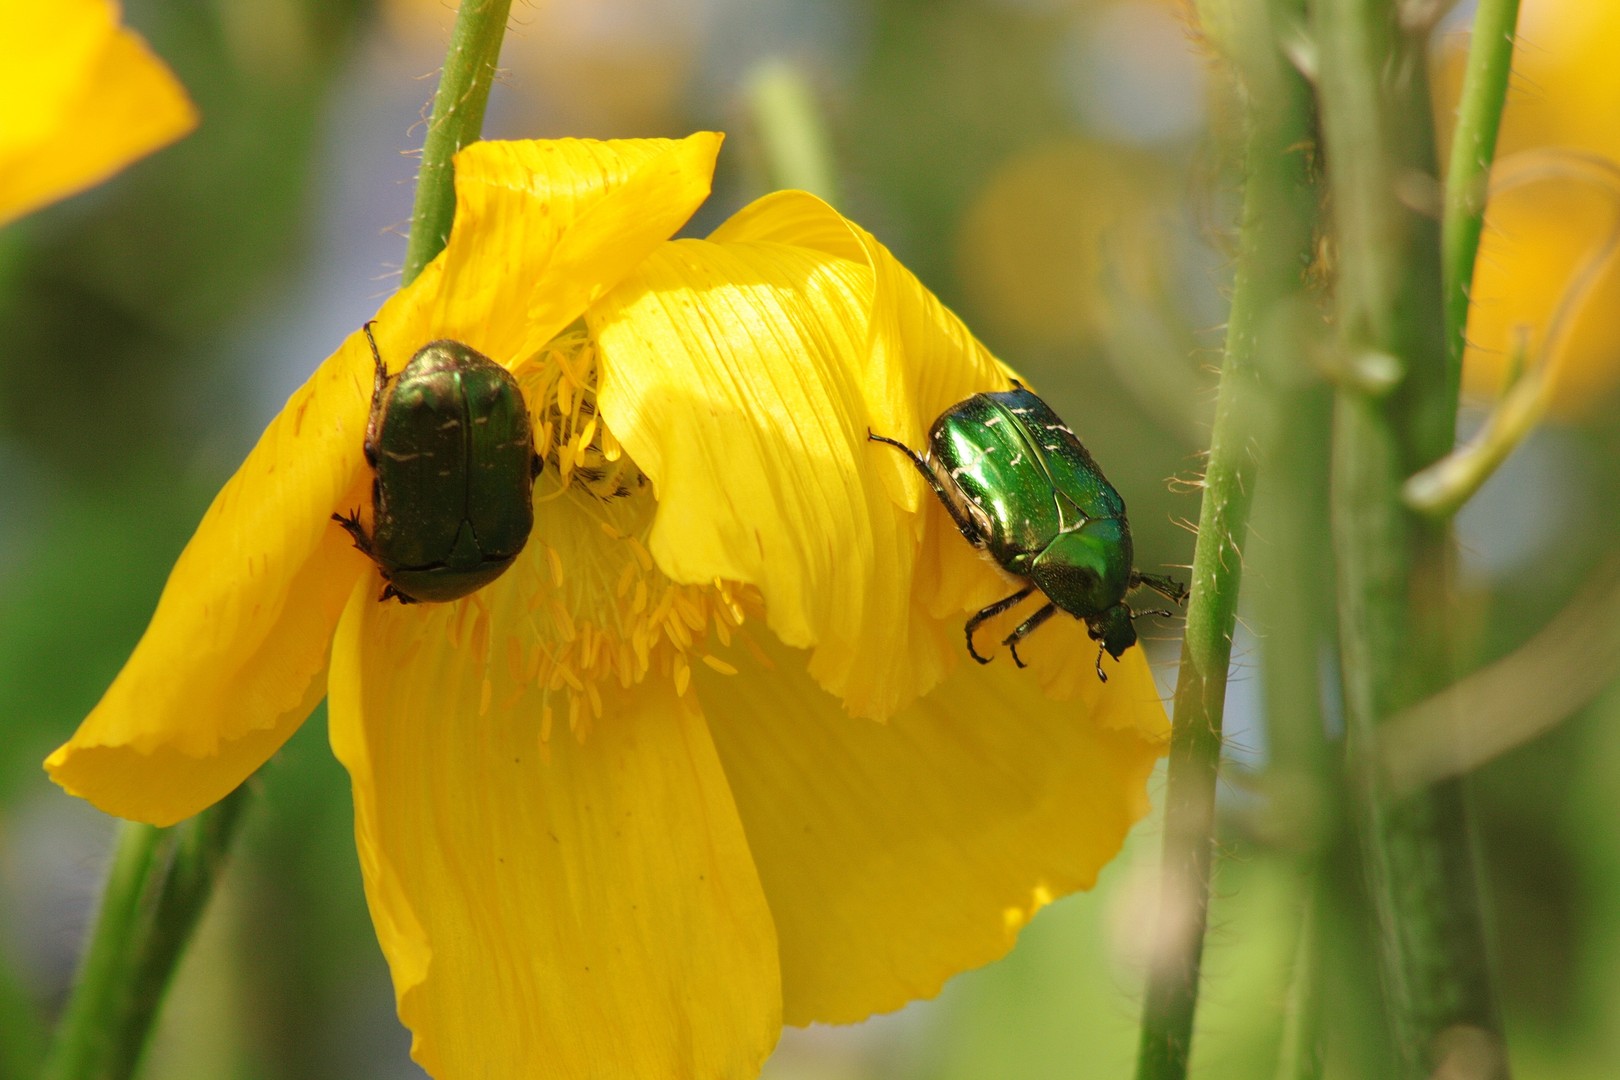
xmin=1442 ymin=0 xmax=1521 ymax=404
xmin=1132 ymin=3 xmax=1315 ymax=1076
xmin=401 ymin=0 xmax=514 ymax=286
xmin=1314 ymin=1 xmax=1507 ymax=1076
xmin=745 ymin=58 xmax=839 ymax=204
xmin=40 ymin=787 xmax=253 ymax=1080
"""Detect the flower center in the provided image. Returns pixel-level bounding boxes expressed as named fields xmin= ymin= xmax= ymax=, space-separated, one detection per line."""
xmin=475 ymin=330 xmax=758 ymax=742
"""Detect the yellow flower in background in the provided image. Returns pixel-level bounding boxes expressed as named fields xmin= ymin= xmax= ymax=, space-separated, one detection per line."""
xmin=1450 ymin=0 xmax=1620 ymax=415
xmin=46 ymin=135 xmax=1167 ymax=1077
xmin=0 ymin=0 xmax=195 ymax=226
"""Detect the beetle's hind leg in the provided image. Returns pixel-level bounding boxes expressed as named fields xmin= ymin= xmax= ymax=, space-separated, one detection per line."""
xmin=1132 ymin=570 xmax=1189 ymax=606
xmin=964 ymin=585 xmax=1034 ymax=663
xmin=1093 ymin=644 xmax=1108 ymax=683
xmin=1002 ymin=602 xmax=1058 ymax=669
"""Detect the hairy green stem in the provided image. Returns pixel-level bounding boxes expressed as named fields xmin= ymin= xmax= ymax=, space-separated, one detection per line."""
xmin=401 ymin=0 xmax=514 ymax=286
xmin=1442 ymin=0 xmax=1522 ymax=405
xmin=1132 ymin=3 xmax=1315 ymax=1076
xmin=1313 ymin=1 xmax=1506 ymax=1076
xmin=40 ymin=787 xmax=253 ymax=1080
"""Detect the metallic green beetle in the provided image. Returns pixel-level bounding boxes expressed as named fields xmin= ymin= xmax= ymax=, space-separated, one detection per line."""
xmin=870 ymin=385 xmax=1185 ymax=680
xmin=333 ymin=325 xmax=538 ymax=604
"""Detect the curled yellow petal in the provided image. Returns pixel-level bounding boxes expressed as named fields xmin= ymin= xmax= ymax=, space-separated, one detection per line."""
xmin=0 ymin=0 xmax=196 ymax=225
xmin=328 ymin=582 xmax=781 ymax=1077
xmin=701 ymin=632 xmax=1167 ymax=1026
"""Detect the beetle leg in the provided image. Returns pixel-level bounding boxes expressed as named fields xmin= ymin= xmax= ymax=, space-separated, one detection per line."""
xmin=869 ymin=429 xmax=988 ymax=546
xmin=1094 ymin=644 xmax=1108 ymax=683
xmin=1131 ymin=570 xmax=1189 ymax=606
xmin=379 ymin=583 xmax=419 ymax=605
xmin=361 ymin=322 xmax=392 ymax=466
xmin=964 ymin=585 xmax=1035 ymax=663
xmin=1002 ymin=602 xmax=1058 ymax=669
xmin=331 ymin=510 xmax=373 ymax=555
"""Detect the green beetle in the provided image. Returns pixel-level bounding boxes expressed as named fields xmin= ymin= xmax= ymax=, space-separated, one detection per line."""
xmin=333 ymin=325 xmax=538 ymax=604
xmin=870 ymin=385 xmax=1185 ymax=680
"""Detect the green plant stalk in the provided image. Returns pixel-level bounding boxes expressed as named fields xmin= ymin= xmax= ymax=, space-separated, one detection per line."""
xmin=40 ymin=4 xmax=514 ymax=1076
xmin=1313 ymin=1 xmax=1505 ymax=1076
xmin=401 ymin=0 xmax=514 ymax=286
xmin=746 ymin=59 xmax=839 ymax=205
xmin=1442 ymin=0 xmax=1522 ymax=404
xmin=1132 ymin=3 xmax=1316 ymax=1076
xmin=40 ymin=787 xmax=253 ymax=1080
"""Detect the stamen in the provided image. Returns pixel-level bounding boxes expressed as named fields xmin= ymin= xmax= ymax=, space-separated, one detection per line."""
xmin=481 ymin=328 xmax=765 ymax=744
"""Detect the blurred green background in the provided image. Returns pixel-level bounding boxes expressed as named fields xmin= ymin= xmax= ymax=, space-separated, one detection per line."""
xmin=3 ymin=0 xmax=1619 ymax=1077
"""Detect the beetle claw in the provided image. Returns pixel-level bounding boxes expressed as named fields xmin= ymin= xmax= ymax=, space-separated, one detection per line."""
xmin=1008 ymin=641 xmax=1028 ymax=669
xmin=965 ymin=628 xmax=994 ymax=664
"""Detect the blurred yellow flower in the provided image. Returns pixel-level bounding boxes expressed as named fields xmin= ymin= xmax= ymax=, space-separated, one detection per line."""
xmin=1449 ymin=0 xmax=1620 ymax=414
xmin=0 ymin=0 xmax=195 ymax=226
xmin=46 ymin=135 xmax=1167 ymax=1078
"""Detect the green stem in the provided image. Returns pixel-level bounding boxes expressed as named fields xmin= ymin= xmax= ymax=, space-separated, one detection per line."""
xmin=401 ymin=0 xmax=514 ymax=286
xmin=1132 ymin=3 xmax=1315 ymax=1076
xmin=1313 ymin=1 xmax=1506 ymax=1076
xmin=40 ymin=787 xmax=253 ymax=1080
xmin=745 ymin=58 xmax=839 ymax=204
xmin=1442 ymin=0 xmax=1522 ymax=404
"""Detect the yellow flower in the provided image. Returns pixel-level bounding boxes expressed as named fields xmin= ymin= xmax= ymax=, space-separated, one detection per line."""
xmin=46 ymin=135 xmax=1168 ymax=1077
xmin=1446 ymin=0 xmax=1620 ymax=414
xmin=0 ymin=0 xmax=195 ymax=226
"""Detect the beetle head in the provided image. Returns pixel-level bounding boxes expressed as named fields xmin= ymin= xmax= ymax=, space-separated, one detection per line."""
xmin=1084 ymin=604 xmax=1138 ymax=660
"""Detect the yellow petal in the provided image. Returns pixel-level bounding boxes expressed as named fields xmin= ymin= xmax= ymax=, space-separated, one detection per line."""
xmin=420 ymin=134 xmax=722 ymax=370
xmin=590 ymin=236 xmax=959 ymax=718
xmin=0 ymin=0 xmax=196 ymax=226
xmin=700 ymin=631 xmax=1167 ymax=1026
xmin=47 ymin=135 xmax=722 ymax=825
xmin=328 ymin=583 xmax=781 ymax=1078
xmin=45 ymin=330 xmax=381 ymax=826
xmin=594 ymin=191 xmax=1082 ymax=717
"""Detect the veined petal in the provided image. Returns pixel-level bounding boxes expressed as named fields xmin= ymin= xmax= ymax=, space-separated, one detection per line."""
xmin=590 ymin=239 xmax=958 ymax=718
xmin=328 ymin=583 xmax=781 ymax=1079
xmin=0 ymin=0 xmax=196 ymax=226
xmin=699 ymin=632 xmax=1167 ymax=1026
xmin=44 ymin=328 xmax=383 ymax=826
xmin=47 ymin=135 xmax=722 ymax=825
xmin=420 ymin=135 xmax=722 ymax=369
xmin=595 ymin=191 xmax=1119 ymax=715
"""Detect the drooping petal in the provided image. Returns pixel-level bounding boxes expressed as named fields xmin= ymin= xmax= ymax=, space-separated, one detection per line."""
xmin=328 ymin=582 xmax=782 ymax=1079
xmin=593 ymin=190 xmax=1106 ymax=717
xmin=0 ymin=0 xmax=196 ymax=225
xmin=47 ymin=135 xmax=725 ymax=825
xmin=45 ymin=331 xmax=381 ymax=826
xmin=417 ymin=134 xmax=723 ymax=369
xmin=698 ymin=631 xmax=1167 ymax=1026
xmin=590 ymin=236 xmax=960 ymax=719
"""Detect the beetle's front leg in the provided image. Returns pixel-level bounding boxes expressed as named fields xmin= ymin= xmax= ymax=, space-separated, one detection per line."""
xmin=1001 ymin=601 xmax=1057 ymax=669
xmin=964 ymin=585 xmax=1034 ymax=663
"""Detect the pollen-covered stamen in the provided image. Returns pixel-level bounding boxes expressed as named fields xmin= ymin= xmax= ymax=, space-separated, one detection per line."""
xmin=476 ymin=329 xmax=765 ymax=744
xmin=530 ymin=329 xmax=648 ymax=501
